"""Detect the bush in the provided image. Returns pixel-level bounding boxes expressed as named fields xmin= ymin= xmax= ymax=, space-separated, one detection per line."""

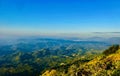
xmin=112 ymin=69 xmax=120 ymax=76
xmin=103 ymin=45 xmax=119 ymax=55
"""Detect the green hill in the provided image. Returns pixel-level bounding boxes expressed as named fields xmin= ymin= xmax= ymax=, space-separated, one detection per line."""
xmin=42 ymin=45 xmax=120 ymax=76
xmin=0 ymin=44 xmax=119 ymax=76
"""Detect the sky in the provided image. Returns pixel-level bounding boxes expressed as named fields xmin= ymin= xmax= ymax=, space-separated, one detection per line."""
xmin=0 ymin=0 xmax=120 ymax=36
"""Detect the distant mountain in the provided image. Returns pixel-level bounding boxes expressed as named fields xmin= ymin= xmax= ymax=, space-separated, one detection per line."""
xmin=0 ymin=38 xmax=110 ymax=56
xmin=72 ymin=37 xmax=120 ymax=44
xmin=107 ymin=37 xmax=120 ymax=44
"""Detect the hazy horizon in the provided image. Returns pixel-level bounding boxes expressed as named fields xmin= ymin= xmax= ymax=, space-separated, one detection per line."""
xmin=1 ymin=32 xmax=120 ymax=40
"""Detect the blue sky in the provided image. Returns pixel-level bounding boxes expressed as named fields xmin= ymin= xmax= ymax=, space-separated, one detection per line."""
xmin=0 ymin=0 xmax=120 ymax=36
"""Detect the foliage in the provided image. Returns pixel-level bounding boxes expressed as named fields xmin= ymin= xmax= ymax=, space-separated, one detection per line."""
xmin=103 ymin=45 xmax=119 ymax=55
xmin=42 ymin=45 xmax=120 ymax=76
xmin=0 ymin=39 xmax=119 ymax=76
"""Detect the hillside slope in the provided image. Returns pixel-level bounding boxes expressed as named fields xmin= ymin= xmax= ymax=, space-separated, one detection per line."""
xmin=42 ymin=45 xmax=120 ymax=76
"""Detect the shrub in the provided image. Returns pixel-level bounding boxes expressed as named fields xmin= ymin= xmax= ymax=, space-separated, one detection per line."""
xmin=103 ymin=45 xmax=119 ymax=55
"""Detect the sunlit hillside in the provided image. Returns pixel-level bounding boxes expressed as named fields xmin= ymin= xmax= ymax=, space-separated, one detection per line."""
xmin=42 ymin=45 xmax=120 ymax=76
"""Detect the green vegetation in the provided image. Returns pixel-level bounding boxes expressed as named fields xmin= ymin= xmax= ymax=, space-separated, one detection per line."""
xmin=0 ymin=47 xmax=99 ymax=76
xmin=0 ymin=39 xmax=119 ymax=76
xmin=42 ymin=45 xmax=120 ymax=76
xmin=103 ymin=45 xmax=119 ymax=55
